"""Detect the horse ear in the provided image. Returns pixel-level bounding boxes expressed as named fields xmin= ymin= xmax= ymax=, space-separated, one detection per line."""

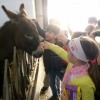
xmin=19 ymin=3 xmax=27 ymax=17
xmin=2 ymin=5 xmax=18 ymax=22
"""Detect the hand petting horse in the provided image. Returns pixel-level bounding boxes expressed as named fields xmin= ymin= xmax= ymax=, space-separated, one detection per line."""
xmin=0 ymin=3 xmax=43 ymax=98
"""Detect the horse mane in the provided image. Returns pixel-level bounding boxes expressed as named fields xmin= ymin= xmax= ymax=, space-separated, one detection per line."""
xmin=0 ymin=21 xmax=17 ymax=48
xmin=0 ymin=21 xmax=16 ymax=35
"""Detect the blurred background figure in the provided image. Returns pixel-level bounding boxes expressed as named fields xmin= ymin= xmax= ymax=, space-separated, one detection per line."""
xmin=88 ymin=17 xmax=97 ymax=26
xmin=95 ymin=19 xmax=100 ymax=30
xmin=49 ymin=18 xmax=61 ymax=26
xmin=85 ymin=25 xmax=95 ymax=36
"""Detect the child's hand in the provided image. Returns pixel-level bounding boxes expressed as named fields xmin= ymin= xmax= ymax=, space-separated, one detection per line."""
xmin=40 ymin=41 xmax=51 ymax=49
xmin=31 ymin=19 xmax=38 ymax=23
xmin=61 ymin=92 xmax=69 ymax=100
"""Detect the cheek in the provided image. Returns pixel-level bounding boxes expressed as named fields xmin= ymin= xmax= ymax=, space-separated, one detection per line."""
xmin=45 ymin=34 xmax=50 ymax=40
xmin=68 ymin=53 xmax=71 ymax=61
xmin=68 ymin=52 xmax=74 ymax=63
xmin=46 ymin=35 xmax=54 ymax=40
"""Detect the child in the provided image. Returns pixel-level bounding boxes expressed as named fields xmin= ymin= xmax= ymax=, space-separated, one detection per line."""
xmin=33 ymin=19 xmax=67 ymax=100
xmin=42 ymin=25 xmax=67 ymax=100
xmin=88 ymin=17 xmax=97 ymax=26
xmin=89 ymin=30 xmax=100 ymax=99
xmin=40 ymin=35 xmax=100 ymax=100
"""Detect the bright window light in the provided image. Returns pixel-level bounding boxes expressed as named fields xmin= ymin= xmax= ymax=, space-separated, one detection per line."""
xmin=48 ymin=0 xmax=100 ymax=31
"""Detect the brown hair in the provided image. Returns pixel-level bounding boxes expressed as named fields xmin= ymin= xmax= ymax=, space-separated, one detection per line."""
xmin=80 ymin=36 xmax=100 ymax=96
xmin=46 ymin=25 xmax=60 ymax=35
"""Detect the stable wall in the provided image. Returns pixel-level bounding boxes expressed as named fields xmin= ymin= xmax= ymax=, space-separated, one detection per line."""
xmin=0 ymin=0 xmax=36 ymax=26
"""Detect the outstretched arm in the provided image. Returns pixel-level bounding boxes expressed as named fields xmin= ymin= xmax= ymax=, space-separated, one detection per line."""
xmin=40 ymin=41 xmax=69 ymax=62
xmin=32 ymin=19 xmax=45 ymax=38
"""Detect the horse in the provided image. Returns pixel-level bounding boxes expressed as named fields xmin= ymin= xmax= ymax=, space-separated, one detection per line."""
xmin=0 ymin=3 xmax=43 ymax=98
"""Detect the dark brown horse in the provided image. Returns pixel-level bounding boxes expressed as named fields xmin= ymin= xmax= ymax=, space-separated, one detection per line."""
xmin=0 ymin=4 xmax=43 ymax=98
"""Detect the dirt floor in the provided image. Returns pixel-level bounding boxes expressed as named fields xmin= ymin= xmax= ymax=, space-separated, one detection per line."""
xmin=33 ymin=57 xmax=52 ymax=100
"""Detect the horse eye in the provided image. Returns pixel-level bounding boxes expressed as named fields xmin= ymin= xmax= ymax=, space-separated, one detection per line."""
xmin=24 ymin=34 xmax=33 ymax=39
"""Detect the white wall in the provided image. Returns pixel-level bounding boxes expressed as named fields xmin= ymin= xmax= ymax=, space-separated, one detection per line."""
xmin=35 ymin=0 xmax=44 ymax=28
xmin=0 ymin=0 xmax=36 ymax=26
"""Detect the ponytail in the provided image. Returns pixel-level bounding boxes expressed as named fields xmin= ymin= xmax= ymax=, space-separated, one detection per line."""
xmin=88 ymin=60 xmax=100 ymax=96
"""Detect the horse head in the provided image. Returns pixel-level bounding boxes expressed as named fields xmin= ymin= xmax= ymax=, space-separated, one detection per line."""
xmin=1 ymin=3 xmax=43 ymax=58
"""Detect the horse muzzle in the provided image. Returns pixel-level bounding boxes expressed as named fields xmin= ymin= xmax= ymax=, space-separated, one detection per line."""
xmin=32 ymin=45 xmax=44 ymax=58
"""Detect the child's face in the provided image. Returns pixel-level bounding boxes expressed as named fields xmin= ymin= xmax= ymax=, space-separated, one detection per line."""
xmin=45 ymin=31 xmax=56 ymax=43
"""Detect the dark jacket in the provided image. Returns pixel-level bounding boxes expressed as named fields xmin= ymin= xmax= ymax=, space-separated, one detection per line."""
xmin=35 ymin=22 xmax=67 ymax=73
xmin=43 ymin=40 xmax=67 ymax=73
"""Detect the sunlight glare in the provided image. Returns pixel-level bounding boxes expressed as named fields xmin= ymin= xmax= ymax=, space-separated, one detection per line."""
xmin=48 ymin=0 xmax=100 ymax=32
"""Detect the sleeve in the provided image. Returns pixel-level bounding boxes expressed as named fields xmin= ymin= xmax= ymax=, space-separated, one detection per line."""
xmin=81 ymin=86 xmax=95 ymax=100
xmin=35 ymin=22 xmax=45 ymax=38
xmin=94 ymin=32 xmax=100 ymax=37
xmin=93 ymin=30 xmax=100 ymax=37
xmin=49 ymin=44 xmax=68 ymax=62
xmin=49 ymin=44 xmax=73 ymax=69
xmin=49 ymin=44 xmax=73 ymax=70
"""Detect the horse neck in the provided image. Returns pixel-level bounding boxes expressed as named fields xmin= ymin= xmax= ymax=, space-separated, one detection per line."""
xmin=0 ymin=21 xmax=16 ymax=46
xmin=0 ymin=22 xmax=16 ymax=60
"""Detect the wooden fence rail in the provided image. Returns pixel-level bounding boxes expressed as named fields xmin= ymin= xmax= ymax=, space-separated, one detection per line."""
xmin=3 ymin=47 xmax=40 ymax=100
